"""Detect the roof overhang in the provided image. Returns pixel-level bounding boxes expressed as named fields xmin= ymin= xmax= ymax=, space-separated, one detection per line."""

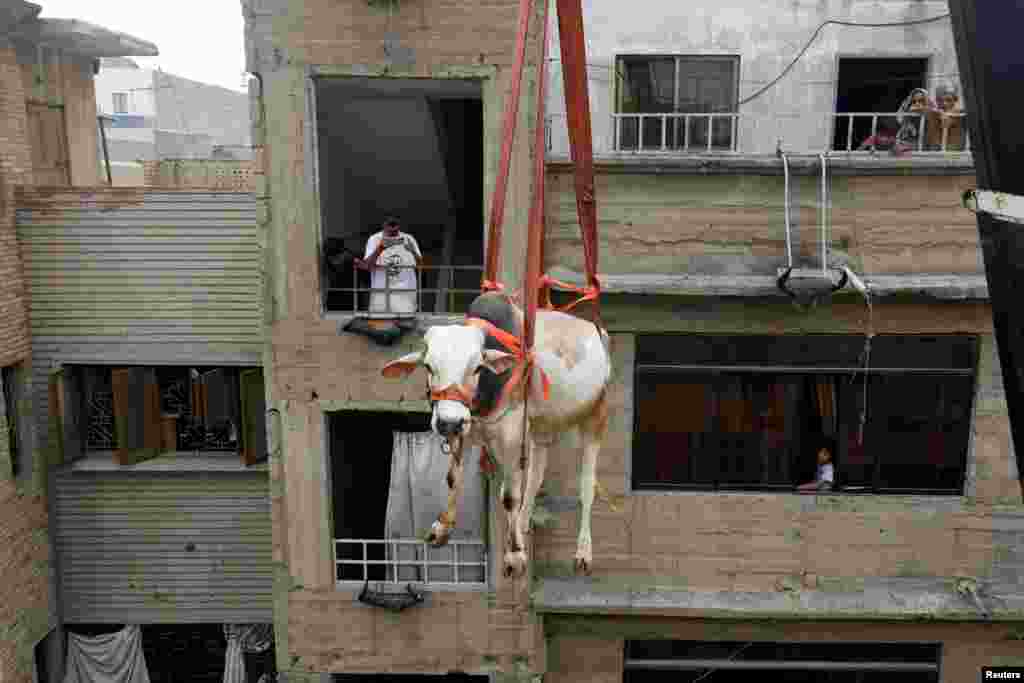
xmin=10 ymin=17 xmax=158 ymax=58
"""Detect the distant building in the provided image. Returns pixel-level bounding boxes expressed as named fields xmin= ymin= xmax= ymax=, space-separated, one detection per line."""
xmin=95 ymin=57 xmax=251 ymax=183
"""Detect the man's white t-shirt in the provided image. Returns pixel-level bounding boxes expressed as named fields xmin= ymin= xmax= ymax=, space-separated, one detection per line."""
xmin=817 ymin=462 xmax=835 ymax=485
xmin=364 ymin=231 xmax=422 ymax=313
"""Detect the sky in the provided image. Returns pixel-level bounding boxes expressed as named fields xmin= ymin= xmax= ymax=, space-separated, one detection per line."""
xmin=38 ymin=0 xmax=248 ymax=93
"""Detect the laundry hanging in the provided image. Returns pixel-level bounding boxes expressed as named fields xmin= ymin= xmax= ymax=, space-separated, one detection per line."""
xmin=222 ymin=624 xmax=273 ymax=683
xmin=64 ymin=625 xmax=150 ymax=683
xmin=383 ymin=431 xmax=486 ymax=583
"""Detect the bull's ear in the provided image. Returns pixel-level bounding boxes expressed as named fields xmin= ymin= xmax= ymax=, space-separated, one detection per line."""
xmin=382 ymin=351 xmax=423 ymax=379
xmin=481 ymin=349 xmax=518 ymax=375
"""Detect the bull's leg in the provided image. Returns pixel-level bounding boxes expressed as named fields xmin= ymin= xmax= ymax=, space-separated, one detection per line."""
xmin=517 ymin=433 xmax=551 ymax=549
xmin=575 ymin=393 xmax=609 ymax=575
xmin=493 ymin=406 xmax=528 ymax=579
xmin=428 ymin=437 xmax=463 ymax=547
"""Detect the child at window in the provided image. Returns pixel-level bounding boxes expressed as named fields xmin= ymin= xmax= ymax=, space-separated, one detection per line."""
xmin=798 ymin=438 xmax=835 ymax=493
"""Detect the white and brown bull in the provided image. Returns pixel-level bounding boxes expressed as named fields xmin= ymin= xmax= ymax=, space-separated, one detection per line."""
xmin=381 ymin=292 xmax=611 ymax=578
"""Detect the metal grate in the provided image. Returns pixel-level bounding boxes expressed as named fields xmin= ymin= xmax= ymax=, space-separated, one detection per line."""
xmin=334 ymin=538 xmax=487 ymax=587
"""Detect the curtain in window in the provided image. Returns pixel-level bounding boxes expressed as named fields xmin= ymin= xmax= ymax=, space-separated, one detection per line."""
xmin=222 ymin=624 xmax=273 ymax=683
xmin=815 ymin=377 xmax=837 ymax=437
xmin=64 ymin=625 xmax=150 ymax=683
xmin=384 ymin=431 xmax=485 ymax=582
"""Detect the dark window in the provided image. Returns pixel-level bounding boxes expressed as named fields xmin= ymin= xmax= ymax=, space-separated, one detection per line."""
xmin=1 ymin=366 xmax=18 ymax=478
xmin=79 ymin=366 xmax=265 ymax=458
xmin=633 ymin=335 xmax=977 ymax=494
xmin=625 ymin=640 xmax=941 ymax=683
xmin=832 ymin=57 xmax=929 ymax=151
xmin=616 ymin=55 xmax=739 ymax=152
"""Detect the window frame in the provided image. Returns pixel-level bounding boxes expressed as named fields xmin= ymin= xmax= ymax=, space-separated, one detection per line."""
xmin=72 ymin=364 xmax=265 ymax=463
xmin=613 ymin=53 xmax=741 ymax=152
xmin=623 ymin=639 xmax=943 ymax=680
xmin=327 ymin=409 xmax=491 ymax=591
xmin=630 ymin=334 xmax=979 ymax=496
xmin=111 ymin=92 xmax=129 ymax=114
xmin=829 ymin=53 xmax=938 ymax=153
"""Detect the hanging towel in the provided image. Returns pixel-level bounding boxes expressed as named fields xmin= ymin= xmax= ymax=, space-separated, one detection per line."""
xmin=63 ymin=625 xmax=150 ymax=683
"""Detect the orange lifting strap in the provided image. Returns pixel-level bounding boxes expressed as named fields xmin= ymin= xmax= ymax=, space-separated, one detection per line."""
xmin=481 ymin=0 xmax=601 ymax=328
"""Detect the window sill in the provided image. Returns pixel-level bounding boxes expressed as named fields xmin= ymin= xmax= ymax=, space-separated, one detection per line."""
xmin=545 ymin=152 xmax=976 ymax=176
xmin=326 ymin=311 xmax=467 ymax=327
xmin=67 ymin=451 xmax=267 ymax=472
xmin=335 ymin=581 xmax=490 ymax=595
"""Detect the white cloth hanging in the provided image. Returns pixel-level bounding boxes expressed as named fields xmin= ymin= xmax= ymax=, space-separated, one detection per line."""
xmin=384 ymin=431 xmax=485 ymax=582
xmin=63 ymin=625 xmax=150 ymax=683
xmin=222 ymin=624 xmax=273 ymax=683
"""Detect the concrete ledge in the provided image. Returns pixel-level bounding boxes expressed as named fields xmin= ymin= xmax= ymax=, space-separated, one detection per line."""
xmin=546 ymin=153 xmax=976 ymax=176
xmin=63 ymin=453 xmax=268 ymax=473
xmin=533 ymin=576 xmax=1024 ymax=622
xmin=545 ymin=267 xmax=990 ymax=301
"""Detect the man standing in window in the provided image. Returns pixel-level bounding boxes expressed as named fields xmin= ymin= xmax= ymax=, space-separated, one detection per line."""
xmin=355 ymin=216 xmax=422 ymax=314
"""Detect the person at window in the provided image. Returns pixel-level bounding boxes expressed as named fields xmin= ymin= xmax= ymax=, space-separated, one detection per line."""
xmin=797 ymin=438 xmax=835 ymax=493
xmin=926 ymin=83 xmax=965 ymax=151
xmin=892 ymin=88 xmax=932 ymax=155
xmin=354 ymin=216 xmax=422 ymax=314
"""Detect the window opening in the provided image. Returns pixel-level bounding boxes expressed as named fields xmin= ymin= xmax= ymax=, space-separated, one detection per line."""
xmin=832 ymin=58 xmax=942 ymax=152
xmin=315 ymin=78 xmax=485 ymax=318
xmin=1 ymin=366 xmax=19 ymax=478
xmin=625 ymin=640 xmax=941 ymax=683
xmin=615 ymin=55 xmax=739 ymax=152
xmin=330 ymin=411 xmax=487 ymax=587
xmin=633 ymin=335 xmax=977 ymax=495
xmin=79 ymin=366 xmax=264 ymax=460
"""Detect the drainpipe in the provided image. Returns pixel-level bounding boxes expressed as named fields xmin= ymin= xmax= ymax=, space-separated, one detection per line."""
xmin=781 ymin=150 xmax=793 ymax=268
xmin=819 ymin=152 xmax=828 ymax=274
xmin=97 ymin=115 xmax=113 ymax=185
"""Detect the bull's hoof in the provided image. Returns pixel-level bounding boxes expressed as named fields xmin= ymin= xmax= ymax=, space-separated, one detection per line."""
xmin=574 ymin=552 xmax=593 ymax=576
xmin=503 ymin=550 xmax=528 ymax=579
xmin=427 ymin=520 xmax=451 ymax=547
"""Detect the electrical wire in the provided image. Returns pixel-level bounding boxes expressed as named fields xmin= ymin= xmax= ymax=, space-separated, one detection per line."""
xmin=737 ymin=13 xmax=951 ymax=106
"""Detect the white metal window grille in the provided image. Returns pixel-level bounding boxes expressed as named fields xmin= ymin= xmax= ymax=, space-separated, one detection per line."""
xmin=334 ymin=538 xmax=487 ymax=587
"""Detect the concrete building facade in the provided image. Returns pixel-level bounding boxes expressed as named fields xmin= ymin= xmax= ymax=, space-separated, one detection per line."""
xmin=244 ymin=0 xmax=1020 ymax=682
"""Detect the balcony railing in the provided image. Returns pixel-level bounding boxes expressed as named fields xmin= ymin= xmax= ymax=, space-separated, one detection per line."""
xmin=334 ymin=538 xmax=488 ymax=587
xmin=612 ymin=112 xmax=741 ymax=153
xmin=325 ymin=264 xmax=484 ymax=316
xmin=830 ymin=111 xmax=970 ymax=153
xmin=545 ymin=111 xmax=973 ymax=156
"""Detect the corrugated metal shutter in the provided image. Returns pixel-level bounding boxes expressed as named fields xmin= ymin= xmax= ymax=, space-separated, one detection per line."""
xmin=14 ymin=187 xmax=262 ymax=469
xmin=53 ymin=469 xmax=272 ymax=624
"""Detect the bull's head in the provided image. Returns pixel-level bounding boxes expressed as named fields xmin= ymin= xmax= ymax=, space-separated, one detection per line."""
xmin=382 ymin=325 xmax=519 ymax=438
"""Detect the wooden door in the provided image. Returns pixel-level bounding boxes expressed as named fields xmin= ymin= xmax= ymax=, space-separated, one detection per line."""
xmin=27 ymin=102 xmax=70 ymax=185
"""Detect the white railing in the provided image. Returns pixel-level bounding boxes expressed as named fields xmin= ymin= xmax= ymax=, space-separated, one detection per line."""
xmin=545 ymin=111 xmax=972 ymax=157
xmin=830 ymin=111 xmax=970 ymax=153
xmin=612 ymin=112 xmax=741 ymax=153
xmin=334 ymin=538 xmax=488 ymax=587
xmin=326 ymin=264 xmax=484 ymax=316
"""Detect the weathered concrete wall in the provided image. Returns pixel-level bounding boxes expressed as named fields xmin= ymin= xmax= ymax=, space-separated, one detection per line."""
xmin=545 ymin=0 xmax=960 ymax=156
xmin=546 ymin=168 xmax=981 ymax=277
xmin=247 ymin=0 xmax=547 ymax=675
xmin=529 ymin=305 xmax=1020 ymax=610
xmin=544 ymin=617 xmax=1024 ymax=683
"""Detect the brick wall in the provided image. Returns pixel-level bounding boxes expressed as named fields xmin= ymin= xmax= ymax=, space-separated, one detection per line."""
xmin=0 ymin=44 xmax=32 ymax=369
xmin=0 ymin=42 xmax=53 ymax=683
xmin=142 ymin=159 xmax=258 ymax=191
